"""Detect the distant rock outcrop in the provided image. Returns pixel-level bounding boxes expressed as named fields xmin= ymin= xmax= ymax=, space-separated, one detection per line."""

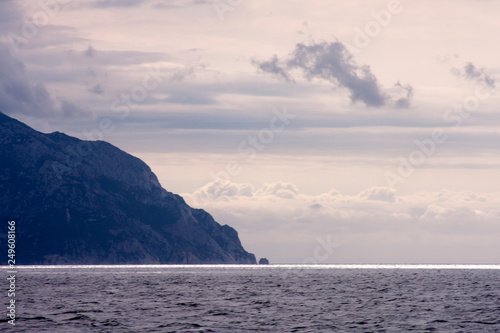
xmin=0 ymin=112 xmax=256 ymax=264
xmin=259 ymin=258 xmax=270 ymax=265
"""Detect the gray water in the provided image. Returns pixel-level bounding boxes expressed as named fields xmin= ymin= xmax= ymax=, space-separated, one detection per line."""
xmin=2 ymin=265 xmax=500 ymax=332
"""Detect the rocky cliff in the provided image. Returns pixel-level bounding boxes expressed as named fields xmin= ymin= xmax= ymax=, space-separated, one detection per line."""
xmin=0 ymin=112 xmax=256 ymax=264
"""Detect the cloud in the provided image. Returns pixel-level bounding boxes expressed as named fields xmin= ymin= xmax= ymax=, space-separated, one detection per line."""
xmin=77 ymin=47 xmax=169 ymax=67
xmin=89 ymin=84 xmax=104 ymax=95
xmin=189 ymin=180 xmax=400 ymax=206
xmin=0 ymin=42 xmax=53 ymax=116
xmin=89 ymin=0 xmax=210 ymax=9
xmin=0 ymin=1 xmax=85 ymax=52
xmin=450 ymin=60 xmax=496 ymax=88
xmin=357 ymin=187 xmax=396 ymax=202
xmin=85 ymin=45 xmax=96 ymax=58
xmin=91 ymin=0 xmax=147 ymax=8
xmin=183 ymin=180 xmax=500 ymax=263
xmin=153 ymin=0 xmax=211 ymax=8
xmin=253 ymin=40 xmax=413 ymax=108
xmin=60 ymin=100 xmax=91 ymax=118
xmin=191 ymin=179 xmax=254 ymax=200
xmin=0 ymin=0 xmax=22 ymax=33
xmin=393 ymin=82 xmax=414 ymax=109
xmin=463 ymin=62 xmax=495 ymax=88
xmin=0 ymin=2 xmax=90 ymax=119
xmin=163 ymin=91 xmax=216 ymax=105
xmin=256 ymin=182 xmax=300 ymax=199
xmin=0 ymin=43 xmax=90 ymax=119
xmin=170 ymin=65 xmax=197 ymax=82
xmin=254 ymin=55 xmax=293 ymax=82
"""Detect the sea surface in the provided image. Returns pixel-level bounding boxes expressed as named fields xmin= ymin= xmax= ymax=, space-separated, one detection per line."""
xmin=2 ymin=265 xmax=500 ymax=332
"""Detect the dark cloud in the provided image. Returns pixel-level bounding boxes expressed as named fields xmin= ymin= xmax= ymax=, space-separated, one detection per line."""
xmin=0 ymin=43 xmax=89 ymax=119
xmin=21 ymin=26 xmax=88 ymax=50
xmin=254 ymin=55 xmax=292 ymax=82
xmin=89 ymin=84 xmax=104 ymax=95
xmin=0 ymin=0 xmax=22 ymax=33
xmin=91 ymin=0 xmax=146 ymax=8
xmin=393 ymin=82 xmax=413 ymax=109
xmin=60 ymin=100 xmax=90 ymax=118
xmin=463 ymin=62 xmax=495 ymax=88
xmin=253 ymin=40 xmax=413 ymax=108
xmin=0 ymin=1 xmax=85 ymax=52
xmin=19 ymin=47 xmax=168 ymax=68
xmin=449 ymin=60 xmax=496 ymax=88
xmin=163 ymin=91 xmax=216 ymax=105
xmin=80 ymin=49 xmax=169 ymax=66
xmin=153 ymin=0 xmax=211 ymax=9
xmin=170 ymin=66 xmax=197 ymax=81
xmin=0 ymin=0 xmax=29 ymax=52
xmin=85 ymin=45 xmax=96 ymax=58
xmin=0 ymin=2 xmax=90 ymax=119
xmin=0 ymin=42 xmax=54 ymax=116
xmin=88 ymin=0 xmax=210 ymax=9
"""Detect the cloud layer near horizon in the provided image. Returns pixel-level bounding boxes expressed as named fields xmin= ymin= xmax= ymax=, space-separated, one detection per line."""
xmin=182 ymin=180 xmax=500 ymax=263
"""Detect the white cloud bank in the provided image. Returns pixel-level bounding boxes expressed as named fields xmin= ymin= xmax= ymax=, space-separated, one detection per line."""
xmin=183 ymin=180 xmax=500 ymax=264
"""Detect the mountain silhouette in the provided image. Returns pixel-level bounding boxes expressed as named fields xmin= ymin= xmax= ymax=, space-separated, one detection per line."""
xmin=0 ymin=112 xmax=256 ymax=264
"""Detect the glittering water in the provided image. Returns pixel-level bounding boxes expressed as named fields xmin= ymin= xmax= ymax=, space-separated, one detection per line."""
xmin=2 ymin=265 xmax=500 ymax=332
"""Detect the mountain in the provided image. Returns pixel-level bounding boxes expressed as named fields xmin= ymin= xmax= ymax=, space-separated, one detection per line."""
xmin=0 ymin=112 xmax=256 ymax=264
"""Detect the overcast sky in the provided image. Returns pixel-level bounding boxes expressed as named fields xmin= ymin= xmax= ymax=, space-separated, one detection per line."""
xmin=2 ymin=0 xmax=500 ymax=263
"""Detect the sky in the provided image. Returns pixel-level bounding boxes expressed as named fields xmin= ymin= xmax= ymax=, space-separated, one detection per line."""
xmin=1 ymin=0 xmax=500 ymax=264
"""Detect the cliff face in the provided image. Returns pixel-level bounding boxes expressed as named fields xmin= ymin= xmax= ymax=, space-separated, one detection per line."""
xmin=0 ymin=113 xmax=256 ymax=264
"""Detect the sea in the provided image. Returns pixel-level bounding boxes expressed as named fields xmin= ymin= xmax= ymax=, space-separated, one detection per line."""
xmin=2 ymin=265 xmax=500 ymax=332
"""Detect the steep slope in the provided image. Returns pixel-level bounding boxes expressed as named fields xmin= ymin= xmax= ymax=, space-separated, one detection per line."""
xmin=0 ymin=112 xmax=256 ymax=264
